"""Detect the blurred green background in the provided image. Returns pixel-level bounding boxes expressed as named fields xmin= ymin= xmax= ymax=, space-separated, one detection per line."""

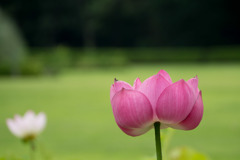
xmin=0 ymin=0 xmax=240 ymax=160
xmin=0 ymin=64 xmax=240 ymax=160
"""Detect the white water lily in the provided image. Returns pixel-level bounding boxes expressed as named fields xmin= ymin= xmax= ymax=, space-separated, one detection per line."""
xmin=6 ymin=111 xmax=46 ymax=141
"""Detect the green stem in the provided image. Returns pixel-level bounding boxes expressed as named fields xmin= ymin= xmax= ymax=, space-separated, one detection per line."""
xmin=154 ymin=122 xmax=162 ymax=160
xmin=30 ymin=140 xmax=35 ymax=160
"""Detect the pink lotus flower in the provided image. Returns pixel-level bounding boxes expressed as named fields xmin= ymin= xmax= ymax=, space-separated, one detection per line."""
xmin=6 ymin=111 xmax=47 ymax=141
xmin=110 ymin=70 xmax=203 ymax=136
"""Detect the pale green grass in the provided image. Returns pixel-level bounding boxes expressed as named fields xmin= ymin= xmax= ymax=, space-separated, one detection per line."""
xmin=0 ymin=63 xmax=240 ymax=160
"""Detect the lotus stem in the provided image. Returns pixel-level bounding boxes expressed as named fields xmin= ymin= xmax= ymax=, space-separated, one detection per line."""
xmin=154 ymin=122 xmax=162 ymax=160
xmin=30 ymin=140 xmax=35 ymax=160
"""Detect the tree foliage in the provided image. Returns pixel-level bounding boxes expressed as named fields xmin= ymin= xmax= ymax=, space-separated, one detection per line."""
xmin=0 ymin=0 xmax=239 ymax=47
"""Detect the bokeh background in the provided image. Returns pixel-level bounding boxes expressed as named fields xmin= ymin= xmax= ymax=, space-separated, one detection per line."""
xmin=0 ymin=0 xmax=240 ymax=160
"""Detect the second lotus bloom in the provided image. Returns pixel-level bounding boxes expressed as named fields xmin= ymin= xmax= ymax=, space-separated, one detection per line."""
xmin=6 ymin=111 xmax=47 ymax=141
xmin=110 ymin=70 xmax=203 ymax=136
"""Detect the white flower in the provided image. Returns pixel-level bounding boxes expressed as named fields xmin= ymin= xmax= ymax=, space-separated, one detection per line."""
xmin=6 ymin=110 xmax=46 ymax=140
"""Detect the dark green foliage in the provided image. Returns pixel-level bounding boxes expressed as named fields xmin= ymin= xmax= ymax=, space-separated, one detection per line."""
xmin=20 ymin=58 xmax=44 ymax=76
xmin=0 ymin=0 xmax=239 ymax=47
xmin=1 ymin=46 xmax=240 ymax=76
xmin=0 ymin=63 xmax=12 ymax=75
xmin=0 ymin=8 xmax=27 ymax=75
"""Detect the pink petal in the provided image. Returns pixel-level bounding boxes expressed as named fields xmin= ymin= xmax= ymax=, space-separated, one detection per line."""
xmin=133 ymin=78 xmax=141 ymax=90
xmin=138 ymin=74 xmax=171 ymax=112
xmin=117 ymin=123 xmax=153 ymax=137
xmin=111 ymin=89 xmax=154 ymax=136
xmin=35 ymin=112 xmax=47 ymax=133
xmin=23 ymin=110 xmax=35 ymax=122
xmin=187 ymin=76 xmax=199 ymax=95
xmin=169 ymin=91 xmax=204 ymax=130
xmin=6 ymin=119 xmax=23 ymax=138
xmin=158 ymin=70 xmax=172 ymax=83
xmin=156 ymin=79 xmax=196 ymax=124
xmin=22 ymin=111 xmax=36 ymax=133
xmin=110 ymin=80 xmax=132 ymax=101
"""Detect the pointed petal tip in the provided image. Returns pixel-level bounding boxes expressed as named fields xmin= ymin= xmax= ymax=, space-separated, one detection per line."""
xmin=111 ymin=78 xmax=119 ymax=86
xmin=25 ymin=110 xmax=35 ymax=116
xmin=157 ymin=70 xmax=172 ymax=83
xmin=187 ymin=76 xmax=199 ymax=96
xmin=14 ymin=114 xmax=21 ymax=121
xmin=38 ymin=112 xmax=47 ymax=118
xmin=133 ymin=77 xmax=141 ymax=90
xmin=178 ymin=79 xmax=187 ymax=85
xmin=110 ymin=80 xmax=133 ymax=101
xmin=138 ymin=73 xmax=171 ymax=109
xmin=179 ymin=79 xmax=185 ymax=82
xmin=157 ymin=69 xmax=167 ymax=74
xmin=39 ymin=111 xmax=46 ymax=115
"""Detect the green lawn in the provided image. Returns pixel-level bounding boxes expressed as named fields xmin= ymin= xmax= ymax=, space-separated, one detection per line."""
xmin=0 ymin=63 xmax=240 ymax=160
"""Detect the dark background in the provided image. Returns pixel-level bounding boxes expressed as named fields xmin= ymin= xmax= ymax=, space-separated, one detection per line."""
xmin=1 ymin=0 xmax=239 ymax=47
xmin=0 ymin=0 xmax=240 ymax=76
